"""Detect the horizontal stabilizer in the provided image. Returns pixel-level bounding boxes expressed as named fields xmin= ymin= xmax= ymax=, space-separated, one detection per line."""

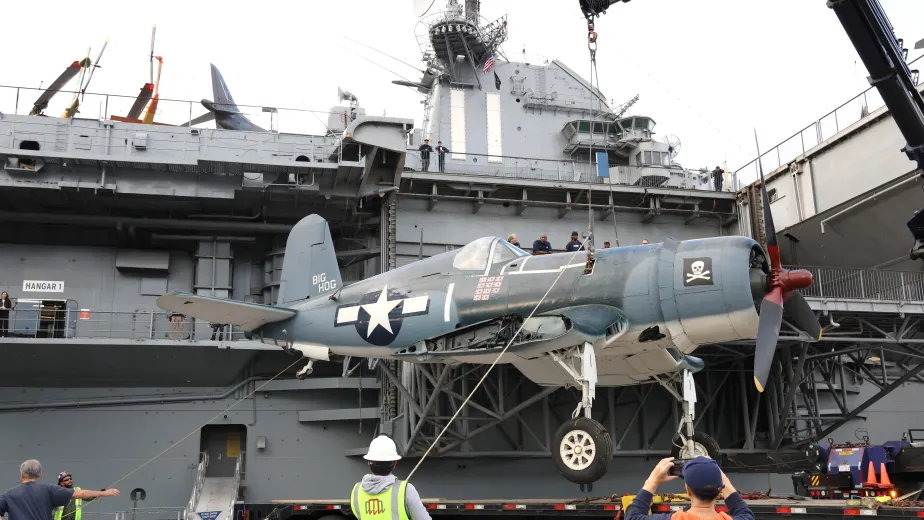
xmin=156 ymin=292 xmax=295 ymax=331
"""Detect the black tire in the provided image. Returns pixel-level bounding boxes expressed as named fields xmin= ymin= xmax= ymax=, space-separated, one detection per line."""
xmin=671 ymin=431 xmax=722 ymax=462
xmin=553 ymin=417 xmax=613 ymax=485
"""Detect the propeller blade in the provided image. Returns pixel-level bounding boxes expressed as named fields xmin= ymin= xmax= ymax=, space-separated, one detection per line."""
xmin=755 ymin=287 xmax=784 ymax=393
xmin=783 ymin=290 xmax=822 ymax=340
xmin=753 ymin=129 xmax=778 ymax=250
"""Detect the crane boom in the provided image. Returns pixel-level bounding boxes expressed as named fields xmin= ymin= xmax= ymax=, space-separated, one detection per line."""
xmin=577 ymin=0 xmax=924 ymax=261
xmin=827 ymin=0 xmax=924 ymax=260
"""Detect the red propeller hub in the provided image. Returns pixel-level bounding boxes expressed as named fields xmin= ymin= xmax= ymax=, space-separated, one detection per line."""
xmin=771 ymin=267 xmax=814 ymax=293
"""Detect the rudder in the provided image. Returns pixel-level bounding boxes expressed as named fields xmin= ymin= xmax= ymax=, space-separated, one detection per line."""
xmin=277 ymin=214 xmax=342 ymax=305
xmin=210 ymin=63 xmax=240 ymax=113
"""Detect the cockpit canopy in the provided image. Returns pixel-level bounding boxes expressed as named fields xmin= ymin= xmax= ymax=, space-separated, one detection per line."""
xmin=452 ymin=237 xmax=528 ymax=271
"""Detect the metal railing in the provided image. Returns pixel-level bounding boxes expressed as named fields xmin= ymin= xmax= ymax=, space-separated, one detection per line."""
xmin=0 ymin=84 xmax=339 ymax=137
xmin=784 ymin=265 xmax=924 ymax=303
xmin=77 ymin=508 xmax=188 ymax=520
xmin=404 ymin=149 xmax=734 ymax=193
xmin=734 ymin=54 xmax=924 ymax=189
xmin=185 ymin=452 xmax=209 ymax=520
xmin=228 ymin=452 xmax=244 ymax=517
xmin=0 ymin=306 xmax=245 ymax=341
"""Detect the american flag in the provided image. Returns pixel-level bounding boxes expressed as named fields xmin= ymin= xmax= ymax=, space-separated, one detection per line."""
xmin=482 ymin=51 xmax=495 ymax=75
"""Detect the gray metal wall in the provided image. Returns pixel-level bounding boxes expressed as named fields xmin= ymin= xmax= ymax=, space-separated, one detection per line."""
xmin=0 ymin=385 xmax=802 ymax=509
xmin=0 ymin=244 xmax=193 ymax=312
xmin=395 ymin=197 xmax=725 ymax=265
xmin=426 ymin=61 xmax=618 ymax=162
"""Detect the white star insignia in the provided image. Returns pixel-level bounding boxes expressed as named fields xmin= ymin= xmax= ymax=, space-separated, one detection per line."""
xmin=360 ymin=285 xmax=403 ymax=338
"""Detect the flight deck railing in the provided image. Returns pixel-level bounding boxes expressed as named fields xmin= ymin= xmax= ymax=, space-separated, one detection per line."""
xmin=0 ymin=306 xmax=246 ymax=342
xmin=0 ymin=84 xmax=339 ymax=137
xmin=403 ymin=149 xmax=733 ymax=193
xmin=783 ymin=265 xmax=924 ymax=303
xmin=733 ymin=55 xmax=924 ymax=189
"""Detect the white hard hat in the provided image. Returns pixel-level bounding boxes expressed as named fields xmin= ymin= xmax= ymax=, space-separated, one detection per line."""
xmin=364 ymin=435 xmax=402 ymax=462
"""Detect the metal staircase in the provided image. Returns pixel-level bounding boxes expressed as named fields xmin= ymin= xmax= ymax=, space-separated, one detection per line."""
xmin=185 ymin=452 xmax=243 ymax=520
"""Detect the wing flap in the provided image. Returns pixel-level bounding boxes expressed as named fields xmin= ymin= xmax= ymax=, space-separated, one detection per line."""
xmin=156 ymin=292 xmax=295 ymax=331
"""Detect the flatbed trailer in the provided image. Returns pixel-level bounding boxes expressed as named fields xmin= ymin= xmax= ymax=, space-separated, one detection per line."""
xmin=258 ymin=494 xmax=924 ymax=520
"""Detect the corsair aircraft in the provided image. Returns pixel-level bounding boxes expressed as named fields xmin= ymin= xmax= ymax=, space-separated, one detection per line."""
xmin=157 ymin=156 xmax=821 ymax=485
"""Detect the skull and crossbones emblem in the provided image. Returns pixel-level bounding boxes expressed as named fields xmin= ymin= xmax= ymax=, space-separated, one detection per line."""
xmin=686 ymin=260 xmax=711 ymax=283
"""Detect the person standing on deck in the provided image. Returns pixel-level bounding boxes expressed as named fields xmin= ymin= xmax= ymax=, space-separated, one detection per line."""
xmin=52 ymin=473 xmax=97 ymax=520
xmin=0 ymin=291 xmax=12 ymax=337
xmin=350 ymin=436 xmax=431 ymax=520
xmin=0 ymin=460 xmax=119 ymax=520
xmin=435 ymin=141 xmax=450 ymax=173
xmin=418 ymin=139 xmax=433 ymax=172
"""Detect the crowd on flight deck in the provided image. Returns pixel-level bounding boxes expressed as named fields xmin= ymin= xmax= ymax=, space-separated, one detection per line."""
xmin=505 ymin=231 xmax=650 ymax=255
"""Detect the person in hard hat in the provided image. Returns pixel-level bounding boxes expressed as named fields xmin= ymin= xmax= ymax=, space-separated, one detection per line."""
xmin=349 ymin=436 xmax=431 ymax=520
xmin=54 ymin=472 xmax=98 ymax=520
xmin=625 ymin=456 xmax=754 ymax=520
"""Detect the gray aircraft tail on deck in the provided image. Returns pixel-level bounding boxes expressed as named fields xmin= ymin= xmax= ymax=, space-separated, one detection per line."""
xmin=180 ymin=64 xmax=265 ymax=132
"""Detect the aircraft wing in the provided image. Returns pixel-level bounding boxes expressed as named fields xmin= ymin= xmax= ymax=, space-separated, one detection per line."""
xmin=156 ymin=291 xmax=296 ymax=331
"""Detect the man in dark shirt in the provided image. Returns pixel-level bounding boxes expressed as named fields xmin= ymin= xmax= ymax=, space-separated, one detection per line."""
xmin=0 ymin=460 xmax=119 ymax=520
xmin=565 ymin=231 xmax=584 ymax=252
xmin=418 ymin=139 xmax=433 ymax=172
xmin=625 ymin=457 xmax=754 ymax=520
xmin=435 ymin=141 xmax=450 ymax=172
xmin=712 ymin=166 xmax=724 ymax=192
xmin=532 ymin=234 xmax=552 ymax=255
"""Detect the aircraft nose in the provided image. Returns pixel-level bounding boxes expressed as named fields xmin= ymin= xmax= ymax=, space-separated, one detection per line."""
xmin=749 ymin=267 xmax=769 ymax=302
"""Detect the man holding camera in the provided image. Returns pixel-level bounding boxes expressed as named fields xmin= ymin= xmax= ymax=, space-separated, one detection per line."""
xmin=626 ymin=457 xmax=754 ymax=520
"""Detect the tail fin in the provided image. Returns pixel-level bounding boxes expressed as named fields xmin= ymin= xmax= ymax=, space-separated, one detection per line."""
xmin=277 ymin=215 xmax=342 ymax=305
xmin=210 ymin=63 xmax=241 ymax=113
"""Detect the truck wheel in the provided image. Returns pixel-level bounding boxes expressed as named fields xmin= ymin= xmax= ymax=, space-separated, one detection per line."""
xmin=671 ymin=431 xmax=722 ymax=462
xmin=553 ymin=417 xmax=613 ymax=485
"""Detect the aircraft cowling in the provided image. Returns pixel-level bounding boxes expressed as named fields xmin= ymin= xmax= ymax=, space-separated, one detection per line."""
xmin=657 ymin=235 xmax=766 ymax=353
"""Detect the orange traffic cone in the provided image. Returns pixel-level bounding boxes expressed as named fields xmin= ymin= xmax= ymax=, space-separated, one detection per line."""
xmin=879 ymin=463 xmax=892 ymax=487
xmin=865 ymin=461 xmax=878 ymax=487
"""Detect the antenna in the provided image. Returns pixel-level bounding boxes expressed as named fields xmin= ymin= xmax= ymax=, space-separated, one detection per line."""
xmin=661 ymin=134 xmax=682 ymax=160
xmin=413 ymin=0 xmax=436 ymax=17
xmin=338 ymin=87 xmax=357 ymax=103
xmin=149 ymin=25 xmax=157 ymax=84
xmin=82 ymin=36 xmax=110 ymax=101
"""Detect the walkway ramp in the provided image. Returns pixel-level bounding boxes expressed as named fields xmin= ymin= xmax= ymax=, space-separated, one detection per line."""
xmin=194 ymin=478 xmax=237 ymax=520
xmin=186 ymin=452 xmax=243 ymax=520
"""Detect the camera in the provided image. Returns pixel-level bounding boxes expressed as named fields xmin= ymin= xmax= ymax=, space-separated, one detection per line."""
xmin=667 ymin=459 xmax=688 ymax=477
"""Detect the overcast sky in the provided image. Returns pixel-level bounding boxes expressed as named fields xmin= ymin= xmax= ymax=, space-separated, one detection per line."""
xmin=2 ymin=0 xmax=923 ymax=184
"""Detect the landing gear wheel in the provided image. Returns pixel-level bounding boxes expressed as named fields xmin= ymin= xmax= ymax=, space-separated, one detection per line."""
xmin=553 ymin=417 xmax=612 ymax=485
xmin=671 ymin=431 xmax=721 ymax=462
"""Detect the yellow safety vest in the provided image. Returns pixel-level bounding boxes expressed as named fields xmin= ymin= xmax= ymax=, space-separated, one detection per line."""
xmin=53 ymin=487 xmax=82 ymax=520
xmin=350 ymin=481 xmax=410 ymax=520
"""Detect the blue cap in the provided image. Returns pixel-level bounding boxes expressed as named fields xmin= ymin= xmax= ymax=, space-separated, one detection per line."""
xmin=681 ymin=456 xmax=723 ymax=494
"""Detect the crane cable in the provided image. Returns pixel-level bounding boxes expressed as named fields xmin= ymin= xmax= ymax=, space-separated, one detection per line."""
xmin=587 ymin=20 xmax=619 ymax=247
